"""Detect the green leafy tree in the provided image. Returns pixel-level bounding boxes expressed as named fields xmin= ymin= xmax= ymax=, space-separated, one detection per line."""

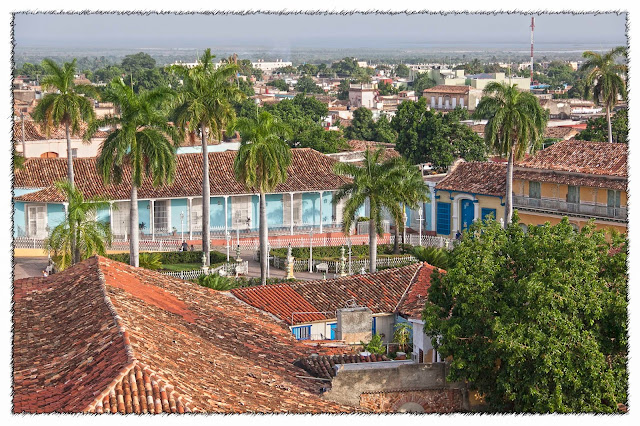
xmin=337 ymin=79 xmax=354 ymax=101
xmin=170 ymin=48 xmax=244 ymax=266
xmin=576 ymin=109 xmax=627 ymax=143
xmin=373 ymin=115 xmax=397 ymax=144
xmin=423 ymin=215 xmax=628 ymax=413
xmin=295 ymin=123 xmax=349 ymax=153
xmin=44 ymin=180 xmax=112 ymax=269
xmin=344 ymin=107 xmax=375 ymax=141
xmin=121 ymin=52 xmax=157 ymax=72
xmin=332 ymin=57 xmax=359 ymax=77
xmin=13 ymin=149 xmax=26 ymax=171
xmin=93 ymin=65 xmax=125 ymax=84
xmin=377 ymin=81 xmax=398 ymax=96
xmin=392 ymin=98 xmax=487 ymax=170
xmin=412 ymin=72 xmax=436 ymax=94
xmin=267 ymin=79 xmax=290 ymax=92
xmin=581 ymin=47 xmax=627 ymax=143
xmin=295 ymin=76 xmax=324 ymax=94
xmin=232 ymin=111 xmax=292 ymax=285
xmin=362 ymin=334 xmax=386 ymax=355
xmin=86 ymin=78 xmax=180 ymax=267
xmin=394 ymin=63 xmax=410 ymax=78
xmin=297 ymin=63 xmax=319 ymax=76
xmin=473 ymin=82 xmax=547 ymax=226
xmin=333 ymin=148 xmax=404 ymax=273
xmin=31 ymin=58 xmax=96 ymax=187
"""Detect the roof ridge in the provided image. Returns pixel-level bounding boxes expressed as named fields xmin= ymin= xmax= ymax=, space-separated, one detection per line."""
xmin=393 ymin=262 xmax=424 ymax=314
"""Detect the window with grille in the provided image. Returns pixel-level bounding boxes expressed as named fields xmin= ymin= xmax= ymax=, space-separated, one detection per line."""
xmin=529 ymin=181 xmax=541 ymax=199
xmin=112 ymin=201 xmax=130 ymax=236
xmin=567 ymin=186 xmax=580 ymax=204
xmin=154 ymin=200 xmax=169 ymax=233
xmin=190 ymin=198 xmax=203 ymax=232
xmin=27 ymin=205 xmax=46 ymax=237
xmin=607 ymin=190 xmax=621 ymax=208
xmin=291 ymin=325 xmax=311 ymax=341
xmin=71 ymin=148 xmax=78 ymax=158
xmin=233 ymin=196 xmax=250 ymax=228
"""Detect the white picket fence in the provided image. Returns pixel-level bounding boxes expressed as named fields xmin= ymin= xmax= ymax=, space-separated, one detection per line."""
xmin=158 ymin=261 xmax=249 ymax=280
xmin=390 ymin=234 xmax=454 ymax=249
xmin=266 ymin=253 xmax=417 ymax=273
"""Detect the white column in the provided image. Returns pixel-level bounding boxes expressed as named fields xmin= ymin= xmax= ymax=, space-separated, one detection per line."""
xmin=150 ymin=199 xmax=155 ymax=241
xmin=109 ymin=202 xmax=113 ymax=235
xmin=224 ymin=195 xmax=229 ymax=235
xmin=290 ymin=192 xmax=294 ymax=235
xmin=473 ymin=198 xmax=479 ymax=222
xmin=452 ymin=197 xmax=459 ymax=234
xmin=188 ymin=198 xmax=193 ymax=240
xmin=319 ymin=191 xmax=323 ymax=234
xmin=430 ymin=186 xmax=436 ymax=232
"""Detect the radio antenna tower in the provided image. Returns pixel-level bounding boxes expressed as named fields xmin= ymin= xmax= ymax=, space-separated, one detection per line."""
xmin=530 ymin=17 xmax=535 ymax=84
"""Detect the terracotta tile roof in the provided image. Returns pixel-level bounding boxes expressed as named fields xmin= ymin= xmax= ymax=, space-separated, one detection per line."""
xmin=515 ymin=169 xmax=627 ymax=191
xmin=518 ymin=139 xmax=627 ymax=177
xmin=346 ymin=140 xmax=396 ymax=152
xmin=436 ymin=162 xmax=507 ymax=197
xmin=423 ymin=85 xmax=470 ymax=94
xmin=295 ymin=354 xmax=390 ymax=380
xmin=232 ymin=263 xmax=432 ymax=326
xmin=12 ymin=119 xmax=109 ymax=142
xmin=397 ymin=263 xmax=441 ymax=319
xmin=14 ymin=148 xmax=352 ymax=202
xmin=13 ymin=256 xmax=354 ymax=413
xmin=544 ymin=127 xmax=578 ymax=139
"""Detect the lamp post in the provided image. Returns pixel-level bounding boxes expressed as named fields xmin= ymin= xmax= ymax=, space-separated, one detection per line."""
xmin=225 ymin=231 xmax=231 ymax=262
xmin=402 ymin=210 xmax=407 ymax=249
xmin=267 ymin=242 xmax=271 ymax=279
xmin=418 ymin=207 xmax=423 ymax=247
xmin=255 ymin=98 xmax=260 ymax=117
xmin=180 ymin=211 xmax=184 ymax=242
xmin=347 ymin=237 xmax=352 ymax=275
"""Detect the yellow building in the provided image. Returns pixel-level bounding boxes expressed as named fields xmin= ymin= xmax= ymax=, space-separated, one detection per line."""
xmin=513 ymin=139 xmax=627 ymax=235
xmin=433 ymin=140 xmax=627 ymax=237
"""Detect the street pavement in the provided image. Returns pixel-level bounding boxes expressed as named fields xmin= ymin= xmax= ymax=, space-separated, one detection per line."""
xmin=13 ymin=257 xmax=49 ymax=280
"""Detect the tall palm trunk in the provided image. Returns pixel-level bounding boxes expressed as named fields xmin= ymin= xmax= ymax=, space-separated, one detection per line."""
xmin=201 ymin=123 xmax=211 ymax=266
xmin=369 ymin=217 xmax=377 ymax=273
xmin=259 ymin=192 xmax=268 ymax=285
xmin=393 ymin=218 xmax=400 ymax=254
xmin=65 ymin=121 xmax=78 ymax=265
xmin=606 ymin=105 xmax=613 ymax=143
xmin=504 ymin=147 xmax=515 ymax=228
xmin=130 ymin=185 xmax=139 ymax=267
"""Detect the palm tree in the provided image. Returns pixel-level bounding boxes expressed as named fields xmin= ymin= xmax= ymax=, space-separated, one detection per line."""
xmin=44 ymin=180 xmax=112 ymax=270
xmin=334 ymin=148 xmax=404 ymax=273
xmin=13 ymin=148 xmax=26 ymax=171
xmin=31 ymin=58 xmax=96 ymax=187
xmin=86 ymin=78 xmax=180 ymax=267
xmin=232 ymin=111 xmax=292 ymax=285
xmin=170 ymin=49 xmax=244 ymax=266
xmin=581 ymin=47 xmax=627 ymax=143
xmin=473 ymin=82 xmax=547 ymax=227
xmin=391 ymin=161 xmax=430 ymax=254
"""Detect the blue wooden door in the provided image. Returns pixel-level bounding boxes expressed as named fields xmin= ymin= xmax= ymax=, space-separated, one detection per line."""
xmin=436 ymin=202 xmax=451 ymax=236
xmin=329 ymin=323 xmax=337 ymax=340
xmin=461 ymin=200 xmax=475 ymax=233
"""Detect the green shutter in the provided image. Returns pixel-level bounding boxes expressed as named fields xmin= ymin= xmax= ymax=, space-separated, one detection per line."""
xmin=567 ymin=186 xmax=580 ymax=204
xmin=529 ymin=181 xmax=541 ymax=199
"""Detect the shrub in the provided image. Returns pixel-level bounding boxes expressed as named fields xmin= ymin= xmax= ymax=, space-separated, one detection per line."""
xmin=138 ymin=252 xmax=162 ymax=270
xmin=361 ymin=334 xmax=386 ymax=355
xmin=106 ymin=250 xmax=227 ymax=266
xmin=196 ymin=274 xmax=238 ymax=291
xmin=412 ymin=246 xmax=449 ymax=269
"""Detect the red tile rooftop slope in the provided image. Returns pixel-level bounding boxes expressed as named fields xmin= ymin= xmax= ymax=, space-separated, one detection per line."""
xmin=12 ymin=119 xmax=109 ymax=142
xmin=423 ymin=85 xmax=470 ymax=94
xmin=295 ymin=354 xmax=391 ymax=380
xmin=436 ymin=162 xmax=507 ymax=197
xmin=14 ymin=148 xmax=352 ymax=202
xmin=518 ymin=139 xmax=627 ymax=177
xmin=13 ymin=256 xmax=354 ymax=414
xmin=231 ymin=263 xmax=436 ymax=325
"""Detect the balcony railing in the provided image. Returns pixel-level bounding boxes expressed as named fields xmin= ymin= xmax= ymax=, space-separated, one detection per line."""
xmin=513 ymin=195 xmax=627 ymax=222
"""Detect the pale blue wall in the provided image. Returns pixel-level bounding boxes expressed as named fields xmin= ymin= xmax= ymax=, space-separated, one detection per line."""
xmin=405 ymin=204 xmax=411 ymax=227
xmin=210 ymin=197 xmax=226 ymax=229
xmin=322 ymin=192 xmax=333 ymax=224
xmin=302 ymin=192 xmax=320 ymax=225
xmin=47 ymin=204 xmax=66 ymax=228
xmin=138 ymin=200 xmax=150 ymax=234
xmin=171 ymin=199 xmax=189 ymax=233
xmin=14 ymin=188 xmax=42 ymax=197
xmin=97 ymin=206 xmax=110 ymax=224
xmin=266 ymin=194 xmax=284 ymax=227
xmin=251 ymin=195 xmax=259 ymax=230
xmin=424 ymin=201 xmax=433 ymax=231
xmin=14 ymin=202 xmax=25 ymax=237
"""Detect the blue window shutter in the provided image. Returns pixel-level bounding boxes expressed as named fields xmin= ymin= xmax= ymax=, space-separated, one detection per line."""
xmin=371 ymin=317 xmax=377 ymax=335
xmin=292 ymin=325 xmax=311 ymax=340
xmin=329 ymin=323 xmax=337 ymax=340
xmin=436 ymin=202 xmax=451 ymax=235
xmin=481 ymin=208 xmax=497 ymax=221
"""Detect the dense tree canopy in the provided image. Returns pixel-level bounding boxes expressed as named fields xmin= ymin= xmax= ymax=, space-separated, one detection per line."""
xmin=423 ymin=215 xmax=628 ymax=413
xmin=394 ymin=63 xmax=410 ymax=78
xmin=267 ymin=79 xmax=290 ymax=92
xmin=391 ymin=98 xmax=488 ymax=169
xmin=343 ymin=107 xmax=397 ymax=144
xmin=576 ymin=109 xmax=628 ymax=143
xmin=295 ymin=76 xmax=324 ymax=94
xmin=411 ymin=72 xmax=436 ymax=94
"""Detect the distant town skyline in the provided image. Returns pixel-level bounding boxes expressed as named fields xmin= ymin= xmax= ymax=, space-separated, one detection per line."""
xmin=14 ymin=13 xmax=627 ymax=50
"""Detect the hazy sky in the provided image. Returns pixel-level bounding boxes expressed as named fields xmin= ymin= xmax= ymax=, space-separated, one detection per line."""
xmin=14 ymin=13 xmax=627 ymax=49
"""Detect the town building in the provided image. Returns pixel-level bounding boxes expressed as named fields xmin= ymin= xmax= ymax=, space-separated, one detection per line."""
xmin=422 ymin=85 xmax=483 ymax=111
xmin=348 ymin=83 xmax=377 ymax=109
xmin=13 ymin=149 xmax=352 ymax=241
xmin=465 ymin=72 xmax=530 ymax=91
xmin=13 ymin=256 xmax=352 ymax=413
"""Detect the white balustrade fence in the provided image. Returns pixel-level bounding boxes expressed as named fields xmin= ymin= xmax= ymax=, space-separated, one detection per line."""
xmin=267 ymin=253 xmax=417 ymax=274
xmin=390 ymin=234 xmax=454 ymax=249
xmin=158 ymin=261 xmax=248 ymax=280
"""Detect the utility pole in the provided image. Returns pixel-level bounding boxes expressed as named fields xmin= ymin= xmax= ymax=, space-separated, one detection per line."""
xmin=20 ymin=111 xmax=26 ymax=158
xmin=530 ymin=16 xmax=535 ymax=84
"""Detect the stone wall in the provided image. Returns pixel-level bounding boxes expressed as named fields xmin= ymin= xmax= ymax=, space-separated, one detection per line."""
xmin=360 ymin=389 xmax=464 ymax=413
xmin=336 ymin=307 xmax=372 ymax=344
